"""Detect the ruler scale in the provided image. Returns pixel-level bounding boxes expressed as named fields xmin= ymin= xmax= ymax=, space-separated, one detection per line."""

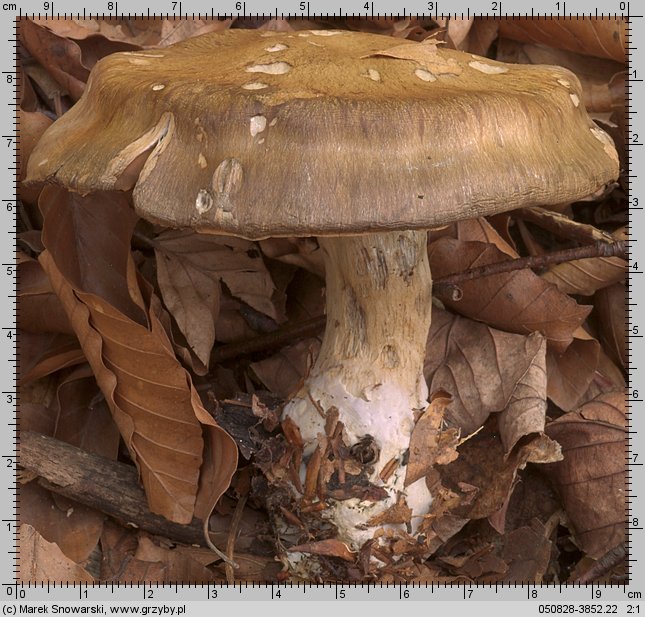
xmin=3 ymin=0 xmax=642 ymax=612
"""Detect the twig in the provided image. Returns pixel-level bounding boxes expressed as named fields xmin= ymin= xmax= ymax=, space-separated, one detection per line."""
xmin=571 ymin=543 xmax=627 ymax=584
xmin=210 ymin=315 xmax=325 ymax=364
xmin=20 ymin=430 xmax=237 ymax=556
xmin=20 ymin=431 xmax=207 ymax=544
xmin=225 ymin=493 xmax=249 ymax=584
xmin=433 ymin=240 xmax=626 ymax=292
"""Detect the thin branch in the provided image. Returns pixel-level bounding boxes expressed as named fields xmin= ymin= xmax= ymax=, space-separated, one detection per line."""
xmin=571 ymin=542 xmax=627 ymax=583
xmin=433 ymin=240 xmax=626 ymax=292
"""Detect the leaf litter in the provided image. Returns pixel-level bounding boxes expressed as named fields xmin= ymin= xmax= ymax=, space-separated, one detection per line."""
xmin=18 ymin=15 xmax=628 ymax=583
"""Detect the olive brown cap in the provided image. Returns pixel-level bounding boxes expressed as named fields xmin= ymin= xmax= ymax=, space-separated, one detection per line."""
xmin=26 ymin=29 xmax=619 ymax=239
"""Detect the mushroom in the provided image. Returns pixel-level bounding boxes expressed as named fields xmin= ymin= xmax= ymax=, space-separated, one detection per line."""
xmin=26 ymin=29 xmax=619 ymax=558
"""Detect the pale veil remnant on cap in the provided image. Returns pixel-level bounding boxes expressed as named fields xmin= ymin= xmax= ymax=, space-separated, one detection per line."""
xmin=27 ymin=29 xmax=618 ymax=239
xmin=25 ymin=28 xmax=620 ymax=575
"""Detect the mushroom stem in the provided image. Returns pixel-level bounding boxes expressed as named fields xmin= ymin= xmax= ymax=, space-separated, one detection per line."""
xmin=283 ymin=230 xmax=433 ymax=549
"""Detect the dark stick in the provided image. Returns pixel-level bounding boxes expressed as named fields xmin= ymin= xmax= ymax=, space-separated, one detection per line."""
xmin=209 ymin=241 xmax=626 ymax=364
xmin=20 ymin=430 xmax=207 ymax=547
xmin=571 ymin=542 xmax=627 ymax=584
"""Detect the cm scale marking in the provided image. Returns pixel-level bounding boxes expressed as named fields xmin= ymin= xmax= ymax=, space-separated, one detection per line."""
xmin=1 ymin=0 xmax=642 ymax=610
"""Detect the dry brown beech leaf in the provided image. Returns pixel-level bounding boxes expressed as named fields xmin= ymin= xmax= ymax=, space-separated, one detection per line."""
xmin=129 ymin=535 xmax=218 ymax=583
xmin=544 ymin=391 xmax=627 ymax=559
xmin=501 ymin=521 xmax=553 ymax=583
xmin=259 ymin=237 xmax=325 ymax=278
xmin=38 ymin=186 xmax=237 ymax=524
xmin=458 ymin=18 xmax=500 ymax=55
xmin=546 ymin=328 xmax=601 ymax=412
xmin=429 ymin=217 xmax=519 ymax=258
xmin=497 ymin=17 xmax=627 ymax=63
xmin=19 ymin=524 xmax=94 ymax=583
xmin=425 ymin=308 xmax=547 ymax=451
xmin=155 ymin=245 xmax=220 ymax=371
xmin=594 ymin=281 xmax=627 ymax=370
xmin=19 ymin=396 xmax=110 ymax=565
xmin=428 ymin=237 xmax=591 ymax=352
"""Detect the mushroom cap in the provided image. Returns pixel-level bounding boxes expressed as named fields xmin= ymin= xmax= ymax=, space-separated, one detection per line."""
xmin=26 ymin=29 xmax=619 ymax=239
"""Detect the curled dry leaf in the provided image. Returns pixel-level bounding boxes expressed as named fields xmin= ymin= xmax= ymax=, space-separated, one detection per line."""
xmin=497 ymin=17 xmax=627 ymax=63
xmin=155 ymin=245 xmax=220 ymax=371
xmin=428 ymin=237 xmax=591 ymax=352
xmin=501 ymin=521 xmax=553 ymax=583
xmin=425 ymin=308 xmax=547 ymax=452
xmin=459 ymin=18 xmax=500 ymax=56
xmin=19 ymin=524 xmax=94 ymax=584
xmin=429 ymin=217 xmax=519 ymax=258
xmin=405 ymin=391 xmax=459 ymax=487
xmin=288 ymin=538 xmax=357 ymax=563
xmin=594 ymin=282 xmax=627 ymax=370
xmin=426 ymin=419 xmax=561 ymax=540
xmin=544 ymin=391 xmax=627 ymax=559
xmin=38 ymin=186 xmax=237 ymax=524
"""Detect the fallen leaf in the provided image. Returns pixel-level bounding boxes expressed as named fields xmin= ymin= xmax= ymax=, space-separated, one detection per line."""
xmin=546 ymin=329 xmax=601 ymax=412
xmin=497 ymin=17 xmax=627 ymax=63
xmin=19 ymin=524 xmax=94 ymax=583
xmin=259 ymin=237 xmax=324 ymax=278
xmin=428 ymin=237 xmax=591 ymax=352
xmin=155 ymin=229 xmax=281 ymax=326
xmin=425 ymin=308 xmax=547 ymax=450
xmin=20 ymin=18 xmax=89 ymax=100
xmin=367 ymin=40 xmax=463 ymax=77
xmin=541 ymin=241 xmax=626 ymax=296
xmin=501 ymin=521 xmax=553 ymax=583
xmin=39 ymin=186 xmax=236 ymax=524
xmin=19 ymin=331 xmax=85 ymax=385
xmin=18 ymin=251 xmax=73 ymax=334
xmin=155 ymin=246 xmax=220 ymax=370
xmin=405 ymin=392 xmax=459 ymax=486
xmin=594 ymin=282 xmax=626 ymax=370
xmin=544 ymin=391 xmax=627 ymax=559
xmin=497 ymin=39 xmax=624 ymax=113
xmin=251 ymin=338 xmax=321 ymax=398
